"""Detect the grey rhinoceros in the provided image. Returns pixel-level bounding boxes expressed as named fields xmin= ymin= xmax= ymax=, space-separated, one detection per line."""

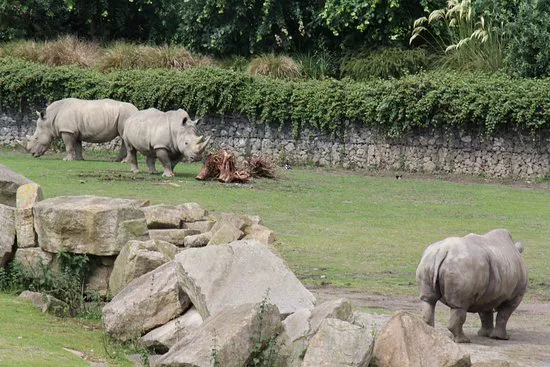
xmin=122 ymin=108 xmax=210 ymax=177
xmin=416 ymin=229 xmax=527 ymax=343
xmin=26 ymin=98 xmax=138 ymax=161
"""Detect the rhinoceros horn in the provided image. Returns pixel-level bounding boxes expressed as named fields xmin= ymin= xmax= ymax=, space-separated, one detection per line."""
xmin=198 ymin=136 xmax=211 ymax=152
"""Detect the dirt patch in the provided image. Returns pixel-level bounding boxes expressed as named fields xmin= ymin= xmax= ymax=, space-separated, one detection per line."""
xmin=310 ymin=287 xmax=550 ymax=367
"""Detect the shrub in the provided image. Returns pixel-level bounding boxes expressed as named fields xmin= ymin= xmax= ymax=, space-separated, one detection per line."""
xmin=38 ymin=35 xmax=99 ymax=68
xmin=340 ymin=48 xmax=433 ymax=80
xmin=247 ymin=54 xmax=302 ymax=80
xmin=506 ymin=0 xmax=550 ymax=78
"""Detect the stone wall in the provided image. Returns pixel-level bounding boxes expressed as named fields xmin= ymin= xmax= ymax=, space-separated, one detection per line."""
xmin=3 ymin=111 xmax=549 ymax=178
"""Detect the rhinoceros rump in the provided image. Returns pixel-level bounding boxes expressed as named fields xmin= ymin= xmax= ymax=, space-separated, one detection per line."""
xmin=122 ymin=108 xmax=210 ymax=177
xmin=26 ymin=98 xmax=138 ymax=161
xmin=416 ymin=229 xmax=527 ymax=343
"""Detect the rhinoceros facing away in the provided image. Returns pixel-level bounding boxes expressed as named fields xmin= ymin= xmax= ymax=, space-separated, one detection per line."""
xmin=122 ymin=108 xmax=210 ymax=177
xmin=416 ymin=229 xmax=527 ymax=343
xmin=26 ymin=98 xmax=138 ymax=161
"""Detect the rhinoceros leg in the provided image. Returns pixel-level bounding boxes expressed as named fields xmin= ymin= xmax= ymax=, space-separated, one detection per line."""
xmin=491 ymin=295 xmax=523 ymax=340
xmin=114 ymin=143 xmax=127 ymax=163
xmin=61 ymin=132 xmax=80 ymax=161
xmin=156 ymin=148 xmax=175 ymax=177
xmin=126 ymin=145 xmax=139 ymax=173
xmin=74 ymin=140 xmax=84 ymax=160
xmin=421 ymin=300 xmax=436 ymax=326
xmin=146 ymin=153 xmax=158 ymax=174
xmin=478 ymin=311 xmax=494 ymax=337
xmin=449 ymin=308 xmax=470 ymax=343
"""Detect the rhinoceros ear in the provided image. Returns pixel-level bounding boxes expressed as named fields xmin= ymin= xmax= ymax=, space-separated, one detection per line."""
xmin=36 ymin=110 xmax=46 ymax=120
xmin=181 ymin=116 xmax=188 ymax=126
xmin=194 ymin=118 xmax=202 ymax=125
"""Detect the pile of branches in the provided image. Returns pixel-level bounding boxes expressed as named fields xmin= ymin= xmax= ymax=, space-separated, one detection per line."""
xmin=196 ymin=149 xmax=277 ymax=183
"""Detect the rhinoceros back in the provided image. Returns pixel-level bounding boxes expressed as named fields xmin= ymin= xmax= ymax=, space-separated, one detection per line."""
xmin=50 ymin=98 xmax=137 ymax=143
xmin=417 ymin=229 xmax=528 ymax=311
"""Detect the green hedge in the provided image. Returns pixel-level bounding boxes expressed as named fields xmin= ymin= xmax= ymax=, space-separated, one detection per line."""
xmin=0 ymin=58 xmax=548 ymax=138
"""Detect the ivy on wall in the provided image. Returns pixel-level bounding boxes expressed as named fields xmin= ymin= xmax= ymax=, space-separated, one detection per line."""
xmin=0 ymin=58 xmax=548 ymax=138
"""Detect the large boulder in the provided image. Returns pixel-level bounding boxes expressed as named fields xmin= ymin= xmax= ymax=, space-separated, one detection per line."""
xmin=109 ymin=239 xmax=178 ymax=295
xmin=15 ymin=183 xmax=43 ymax=248
xmin=0 ymin=163 xmax=32 ymax=206
xmin=0 ymin=204 xmax=15 ymax=267
xmin=244 ymin=224 xmax=276 ymax=245
xmin=183 ymin=232 xmax=212 ymax=248
xmin=151 ymin=303 xmax=282 ymax=367
xmin=34 ymin=196 xmax=149 ymax=256
xmin=141 ymin=307 xmax=203 ymax=353
xmin=175 ymin=240 xmax=316 ymax=319
xmin=207 ymin=223 xmax=243 ymax=245
xmin=301 ymin=318 xmax=374 ymax=367
xmin=279 ymin=299 xmax=354 ymax=366
xmin=102 ymin=261 xmax=191 ymax=341
xmin=372 ymin=311 xmax=471 ymax=367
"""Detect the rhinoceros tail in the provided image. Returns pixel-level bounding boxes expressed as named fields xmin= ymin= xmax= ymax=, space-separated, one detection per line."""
xmin=432 ymin=247 xmax=448 ymax=292
xmin=515 ymin=241 xmax=524 ymax=254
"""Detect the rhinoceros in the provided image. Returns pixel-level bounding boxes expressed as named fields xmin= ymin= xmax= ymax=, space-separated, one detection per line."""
xmin=26 ymin=98 xmax=138 ymax=161
xmin=416 ymin=229 xmax=527 ymax=343
xmin=122 ymin=108 xmax=210 ymax=177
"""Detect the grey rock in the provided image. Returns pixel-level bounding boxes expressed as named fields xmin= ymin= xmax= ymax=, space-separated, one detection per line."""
xmin=175 ymin=240 xmax=316 ymax=319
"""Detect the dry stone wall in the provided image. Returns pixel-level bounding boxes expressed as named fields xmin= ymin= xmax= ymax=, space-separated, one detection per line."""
xmin=3 ymin=111 xmax=549 ymax=178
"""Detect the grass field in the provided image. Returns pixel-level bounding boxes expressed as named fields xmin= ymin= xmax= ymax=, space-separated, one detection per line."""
xmin=1 ymin=148 xmax=549 ymax=300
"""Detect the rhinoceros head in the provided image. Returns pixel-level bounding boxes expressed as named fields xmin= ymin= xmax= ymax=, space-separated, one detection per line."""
xmin=176 ymin=114 xmax=211 ymax=161
xmin=26 ymin=110 xmax=54 ymax=157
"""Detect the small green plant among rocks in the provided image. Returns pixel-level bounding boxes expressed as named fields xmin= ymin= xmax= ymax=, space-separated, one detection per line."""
xmin=0 ymin=251 xmax=99 ymax=317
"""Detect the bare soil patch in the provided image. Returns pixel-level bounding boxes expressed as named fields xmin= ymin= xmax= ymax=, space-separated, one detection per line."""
xmin=310 ymin=287 xmax=550 ymax=367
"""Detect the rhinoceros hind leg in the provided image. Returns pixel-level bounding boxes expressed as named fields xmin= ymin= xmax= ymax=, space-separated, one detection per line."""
xmin=421 ymin=300 xmax=436 ymax=326
xmin=491 ymin=295 xmax=523 ymax=340
xmin=126 ymin=145 xmax=139 ymax=173
xmin=156 ymin=148 xmax=175 ymax=177
xmin=114 ymin=143 xmax=127 ymax=162
xmin=477 ymin=311 xmax=494 ymax=337
xmin=146 ymin=154 xmax=158 ymax=174
xmin=449 ymin=308 xmax=470 ymax=343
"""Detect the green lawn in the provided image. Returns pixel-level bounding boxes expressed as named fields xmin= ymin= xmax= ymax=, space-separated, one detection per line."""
xmin=0 ymin=293 xmax=132 ymax=367
xmin=2 ymin=148 xmax=549 ymax=300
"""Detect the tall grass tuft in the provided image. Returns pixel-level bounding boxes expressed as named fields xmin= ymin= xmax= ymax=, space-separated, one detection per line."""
xmin=98 ymin=43 xmax=213 ymax=72
xmin=340 ymin=48 xmax=433 ymax=81
xmin=294 ymin=51 xmax=338 ymax=80
xmin=247 ymin=54 xmax=302 ymax=80
xmin=38 ymin=35 xmax=99 ymax=67
xmin=410 ymin=0 xmax=506 ymax=72
xmin=0 ymin=40 xmax=43 ymax=62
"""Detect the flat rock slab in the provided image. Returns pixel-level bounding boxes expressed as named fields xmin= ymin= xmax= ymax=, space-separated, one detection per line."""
xmin=102 ymin=261 xmax=191 ymax=341
xmin=149 ymin=229 xmax=200 ymax=246
xmin=34 ymin=195 xmax=149 ymax=256
xmin=373 ymin=311 xmax=471 ymax=367
xmin=302 ymin=318 xmax=374 ymax=367
xmin=175 ymin=239 xmax=316 ymax=319
xmin=151 ymin=303 xmax=281 ymax=367
xmin=0 ymin=163 xmax=32 ymax=206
